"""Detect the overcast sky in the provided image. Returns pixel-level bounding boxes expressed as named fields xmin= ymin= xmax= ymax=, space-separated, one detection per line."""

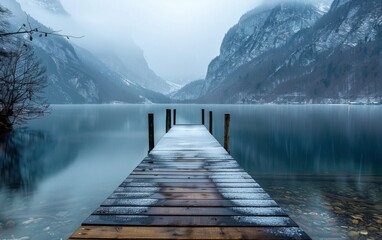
xmin=57 ymin=0 xmax=262 ymax=84
xmin=18 ymin=0 xmax=332 ymax=84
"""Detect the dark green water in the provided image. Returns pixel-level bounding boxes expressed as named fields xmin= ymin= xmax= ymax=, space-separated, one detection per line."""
xmin=0 ymin=104 xmax=381 ymax=239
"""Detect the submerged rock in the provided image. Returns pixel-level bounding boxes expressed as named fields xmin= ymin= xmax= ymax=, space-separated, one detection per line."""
xmin=5 ymin=220 xmax=16 ymax=228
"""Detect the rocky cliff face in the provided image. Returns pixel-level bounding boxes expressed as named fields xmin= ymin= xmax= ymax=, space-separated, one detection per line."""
xmin=170 ymin=79 xmax=204 ymax=101
xmin=30 ymin=0 xmax=68 ymax=15
xmin=201 ymin=1 xmax=324 ymax=96
xmin=221 ymin=0 xmax=382 ymax=104
xmin=17 ymin=0 xmax=173 ymax=95
xmin=98 ymin=49 xmax=173 ymax=95
xmin=175 ymin=0 xmax=382 ymax=104
xmin=0 ymin=0 xmax=169 ymax=104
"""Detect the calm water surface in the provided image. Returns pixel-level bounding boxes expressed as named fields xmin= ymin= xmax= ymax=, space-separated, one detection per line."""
xmin=0 ymin=104 xmax=381 ymax=239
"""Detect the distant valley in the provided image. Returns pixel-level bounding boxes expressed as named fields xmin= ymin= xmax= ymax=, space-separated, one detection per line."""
xmin=1 ymin=0 xmax=171 ymax=104
xmin=1 ymin=0 xmax=381 ymax=104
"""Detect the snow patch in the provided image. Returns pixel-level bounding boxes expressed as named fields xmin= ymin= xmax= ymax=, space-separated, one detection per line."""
xmin=165 ymin=80 xmax=182 ymax=94
xmin=139 ymin=96 xmax=153 ymax=104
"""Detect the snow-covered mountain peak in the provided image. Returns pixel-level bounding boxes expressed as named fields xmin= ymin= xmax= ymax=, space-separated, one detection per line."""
xmin=202 ymin=1 xmax=322 ymax=95
xmin=172 ymin=0 xmax=382 ymax=104
xmin=331 ymin=0 xmax=352 ymax=10
xmin=316 ymin=1 xmax=331 ymax=13
xmin=1 ymin=0 xmax=169 ymax=104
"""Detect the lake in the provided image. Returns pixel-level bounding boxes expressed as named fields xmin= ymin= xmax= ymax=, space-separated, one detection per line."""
xmin=0 ymin=104 xmax=381 ymax=239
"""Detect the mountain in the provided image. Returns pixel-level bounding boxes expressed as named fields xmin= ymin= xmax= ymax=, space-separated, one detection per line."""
xmin=172 ymin=1 xmax=324 ymax=101
xmin=30 ymin=0 xmax=68 ymax=15
xmin=200 ymin=1 xmax=324 ymax=97
xmin=170 ymin=79 xmax=204 ymax=101
xmin=97 ymin=48 xmax=173 ymax=94
xmin=17 ymin=0 xmax=173 ymax=95
xmin=0 ymin=0 xmax=169 ymax=104
xmin=174 ymin=0 xmax=382 ymax=104
xmin=199 ymin=0 xmax=382 ymax=103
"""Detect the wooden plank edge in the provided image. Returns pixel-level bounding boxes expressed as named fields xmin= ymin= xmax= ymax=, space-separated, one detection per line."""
xmin=69 ymin=226 xmax=311 ymax=239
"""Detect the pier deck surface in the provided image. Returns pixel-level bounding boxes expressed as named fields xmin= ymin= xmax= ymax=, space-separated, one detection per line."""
xmin=70 ymin=125 xmax=310 ymax=239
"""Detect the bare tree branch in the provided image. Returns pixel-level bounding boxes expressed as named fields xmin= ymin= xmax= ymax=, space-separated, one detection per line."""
xmin=0 ymin=41 xmax=49 ymax=131
xmin=0 ymin=14 xmax=84 ymax=40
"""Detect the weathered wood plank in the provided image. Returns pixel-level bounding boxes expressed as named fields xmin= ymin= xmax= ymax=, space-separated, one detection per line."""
xmin=142 ymin=159 xmax=236 ymax=163
xmin=83 ymin=215 xmax=298 ymax=227
xmin=132 ymin=169 xmax=245 ymax=173
xmin=130 ymin=172 xmax=249 ymax=175
xmin=127 ymin=174 xmax=252 ymax=179
xmin=93 ymin=207 xmax=286 ymax=216
xmin=70 ymin=226 xmax=310 ymax=240
xmin=123 ymin=178 xmax=257 ymax=183
xmin=148 ymin=153 xmax=232 ymax=159
xmin=70 ymin=125 xmax=311 ymax=239
xmin=114 ymin=187 xmax=264 ymax=193
xmin=101 ymin=199 xmax=278 ymax=207
xmin=108 ymin=192 xmax=271 ymax=200
xmin=138 ymin=162 xmax=240 ymax=167
xmin=119 ymin=182 xmax=261 ymax=188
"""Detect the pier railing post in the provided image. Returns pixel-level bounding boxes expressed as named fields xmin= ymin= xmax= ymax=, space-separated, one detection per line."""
xmin=202 ymin=109 xmax=205 ymax=125
xmin=166 ymin=109 xmax=171 ymax=133
xmin=148 ymin=113 xmax=154 ymax=153
xmin=173 ymin=109 xmax=176 ymax=125
xmin=209 ymin=111 xmax=213 ymax=134
xmin=224 ymin=113 xmax=230 ymax=153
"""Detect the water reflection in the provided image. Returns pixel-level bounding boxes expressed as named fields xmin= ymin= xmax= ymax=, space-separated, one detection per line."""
xmin=218 ymin=105 xmax=382 ymax=175
xmin=0 ymin=129 xmax=58 ymax=192
xmin=0 ymin=104 xmax=381 ymax=240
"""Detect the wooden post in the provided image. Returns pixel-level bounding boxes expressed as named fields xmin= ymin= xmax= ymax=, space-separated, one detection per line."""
xmin=173 ymin=109 xmax=176 ymax=125
xmin=224 ymin=113 xmax=230 ymax=153
xmin=166 ymin=109 xmax=171 ymax=133
xmin=209 ymin=111 xmax=213 ymax=134
xmin=148 ymin=113 xmax=154 ymax=153
xmin=202 ymin=109 xmax=205 ymax=125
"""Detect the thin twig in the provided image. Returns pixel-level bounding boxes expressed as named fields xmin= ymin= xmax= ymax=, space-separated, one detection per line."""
xmin=0 ymin=14 xmax=84 ymax=39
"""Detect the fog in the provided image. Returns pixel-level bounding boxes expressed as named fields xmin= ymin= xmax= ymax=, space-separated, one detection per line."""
xmin=17 ymin=0 xmax=333 ymax=85
xmin=65 ymin=0 xmax=264 ymax=84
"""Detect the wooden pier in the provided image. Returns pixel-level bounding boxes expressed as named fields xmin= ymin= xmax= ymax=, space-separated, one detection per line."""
xmin=70 ymin=120 xmax=310 ymax=239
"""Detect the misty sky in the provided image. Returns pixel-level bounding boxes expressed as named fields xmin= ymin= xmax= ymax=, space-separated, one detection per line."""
xmin=18 ymin=0 xmax=333 ymax=84
xmin=58 ymin=0 xmax=262 ymax=84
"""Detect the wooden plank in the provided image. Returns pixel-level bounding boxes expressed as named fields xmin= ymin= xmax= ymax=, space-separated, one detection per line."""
xmin=108 ymin=192 xmax=271 ymax=200
xmin=82 ymin=215 xmax=298 ymax=227
xmin=93 ymin=206 xmax=286 ymax=216
xmin=123 ymin=178 xmax=257 ymax=183
xmin=133 ymin=169 xmax=245 ymax=172
xmin=148 ymin=154 xmax=232 ymax=159
xmin=138 ymin=163 xmax=241 ymax=167
xmin=137 ymin=165 xmax=241 ymax=169
xmin=131 ymin=171 xmax=247 ymax=175
xmin=142 ymin=159 xmax=235 ymax=163
xmin=101 ymin=199 xmax=279 ymax=207
xmin=70 ymin=125 xmax=311 ymax=239
xmin=126 ymin=175 xmax=252 ymax=179
xmin=119 ymin=182 xmax=261 ymax=188
xmin=114 ymin=187 xmax=265 ymax=193
xmin=146 ymin=161 xmax=234 ymax=164
xmin=70 ymin=226 xmax=310 ymax=240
